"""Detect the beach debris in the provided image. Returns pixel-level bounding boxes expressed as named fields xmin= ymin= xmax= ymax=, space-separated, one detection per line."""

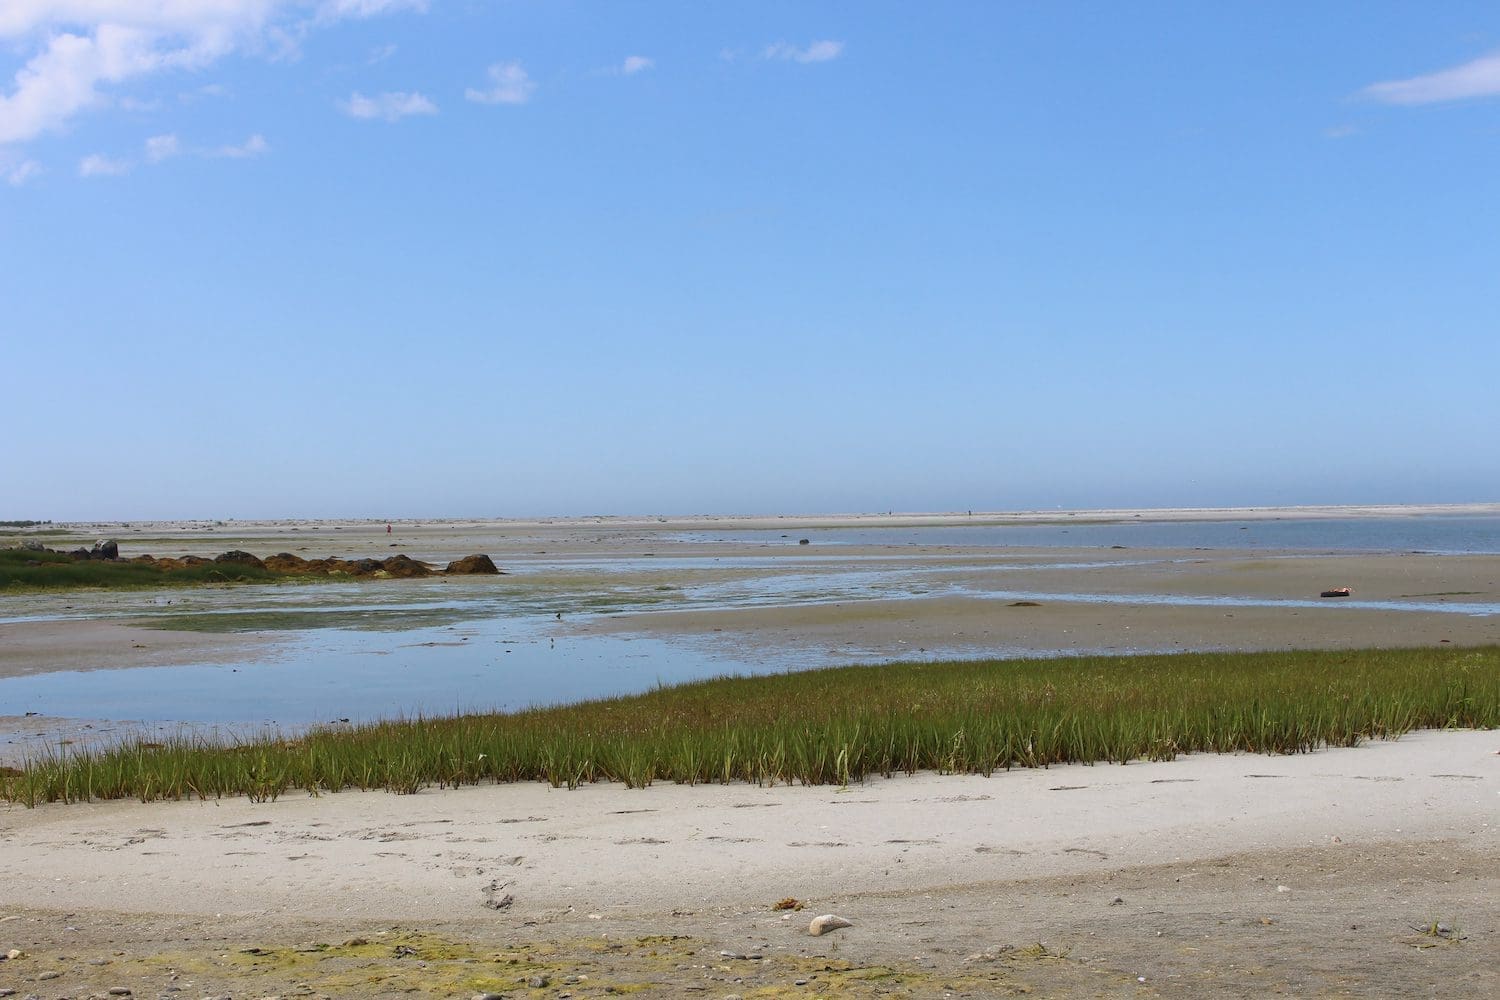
xmin=772 ymin=897 xmax=804 ymax=911
xmin=481 ymin=879 xmax=514 ymax=910
xmin=808 ymin=913 xmax=853 ymax=936
xmin=1319 ymin=587 xmax=1352 ymax=598
xmin=798 ymin=538 xmax=810 ymax=545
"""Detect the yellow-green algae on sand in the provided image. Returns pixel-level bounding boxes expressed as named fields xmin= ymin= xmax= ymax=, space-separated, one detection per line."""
xmin=5 ymin=928 xmax=1127 ymax=998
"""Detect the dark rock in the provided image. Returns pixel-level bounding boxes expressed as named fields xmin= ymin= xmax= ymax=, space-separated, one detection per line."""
xmin=92 ymin=538 xmax=119 ymax=559
xmin=446 ymin=554 xmax=500 ymax=575
xmin=69 ymin=547 xmax=93 ymax=560
xmin=380 ymin=554 xmax=433 ymax=578
xmin=263 ymin=552 xmax=310 ymax=573
xmin=350 ymin=558 xmax=384 ymax=575
xmin=213 ymin=550 xmax=265 ymax=569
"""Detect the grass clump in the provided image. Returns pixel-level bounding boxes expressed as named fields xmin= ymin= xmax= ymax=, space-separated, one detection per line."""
xmin=3 ymin=646 xmax=1495 ymax=805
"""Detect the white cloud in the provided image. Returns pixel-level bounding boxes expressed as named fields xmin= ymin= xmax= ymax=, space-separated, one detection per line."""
xmin=1364 ymin=50 xmax=1500 ymax=105
xmin=0 ymin=1 xmax=427 ymax=146
xmin=341 ymin=89 xmax=436 ymax=121
xmin=1323 ymin=124 xmax=1359 ymax=140
xmin=368 ymin=42 xmax=397 ymax=64
xmin=5 ymin=158 xmax=42 ymax=185
xmin=622 ymin=55 xmax=654 ymax=76
xmin=209 ymin=132 xmax=269 ymax=157
xmin=78 ymin=152 xmax=129 ymax=176
xmin=145 ymin=132 xmax=180 ymax=161
xmin=762 ymin=40 xmax=844 ymax=64
xmin=466 ymin=61 xmax=535 ymax=105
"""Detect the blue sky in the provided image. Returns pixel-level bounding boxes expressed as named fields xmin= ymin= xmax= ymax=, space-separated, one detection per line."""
xmin=2 ymin=2 xmax=1498 ymax=520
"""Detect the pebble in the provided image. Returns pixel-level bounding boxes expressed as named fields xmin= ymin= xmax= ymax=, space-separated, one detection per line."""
xmin=36 ymin=971 xmax=62 ymax=981
xmin=527 ymin=974 xmax=551 ymax=988
xmin=4 ymin=949 xmax=21 ymax=960
xmin=108 ymin=990 xmax=133 ymax=997
xmin=471 ymin=993 xmax=505 ymax=1000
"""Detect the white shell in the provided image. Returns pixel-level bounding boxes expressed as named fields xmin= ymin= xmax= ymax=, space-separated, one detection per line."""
xmin=808 ymin=913 xmax=854 ymax=936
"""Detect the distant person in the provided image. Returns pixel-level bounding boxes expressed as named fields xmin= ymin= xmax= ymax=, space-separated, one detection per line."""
xmin=386 ymin=524 xmax=392 ymax=534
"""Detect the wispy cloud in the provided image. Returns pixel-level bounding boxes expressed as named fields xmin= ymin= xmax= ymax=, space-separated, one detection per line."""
xmin=317 ymin=0 xmax=428 ymax=22
xmin=762 ymin=40 xmax=844 ymax=64
xmin=341 ymin=90 xmax=437 ymax=121
xmin=5 ymin=158 xmax=41 ymax=186
xmin=145 ymin=132 xmax=180 ymax=162
xmin=0 ymin=1 xmax=429 ymax=147
xmin=209 ymin=133 xmax=269 ymax=158
xmin=368 ymin=42 xmax=398 ymax=64
xmin=1364 ymin=50 xmax=1500 ymax=105
xmin=622 ymin=55 xmax=654 ymax=76
xmin=75 ymin=131 xmax=269 ymax=177
xmin=78 ymin=152 xmax=130 ymax=177
xmin=1323 ymin=123 xmax=1359 ymax=139
xmin=466 ymin=62 xmax=535 ymax=105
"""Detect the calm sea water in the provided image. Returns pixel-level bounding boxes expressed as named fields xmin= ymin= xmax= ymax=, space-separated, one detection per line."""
xmin=674 ymin=515 xmax=1500 ymax=554
xmin=3 ymin=512 xmax=1497 ymax=744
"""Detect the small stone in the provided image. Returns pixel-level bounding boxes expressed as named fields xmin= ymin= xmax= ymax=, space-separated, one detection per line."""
xmin=36 ymin=970 xmax=62 ymax=980
xmin=526 ymin=974 xmax=550 ymax=988
xmin=1276 ymin=885 xmax=1291 ymax=893
xmin=1109 ymin=897 xmax=1124 ymax=905
xmin=471 ymin=993 xmax=505 ymax=1000
xmin=808 ymin=913 xmax=853 ymax=936
xmin=4 ymin=949 xmax=20 ymax=960
xmin=108 ymin=990 xmax=133 ymax=996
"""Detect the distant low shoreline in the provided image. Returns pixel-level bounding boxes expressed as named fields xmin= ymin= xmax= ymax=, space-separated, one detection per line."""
xmin=12 ymin=501 xmax=1500 ymax=536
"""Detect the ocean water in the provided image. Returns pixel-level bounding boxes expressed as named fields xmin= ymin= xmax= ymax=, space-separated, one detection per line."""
xmin=673 ymin=514 xmax=1500 ymax=554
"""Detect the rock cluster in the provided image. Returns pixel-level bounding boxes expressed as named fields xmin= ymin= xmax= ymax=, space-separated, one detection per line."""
xmin=17 ymin=545 xmax=503 ymax=578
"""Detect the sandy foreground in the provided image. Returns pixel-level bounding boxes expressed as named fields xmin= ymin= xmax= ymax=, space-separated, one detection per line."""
xmin=1 ymin=731 xmax=1497 ymax=998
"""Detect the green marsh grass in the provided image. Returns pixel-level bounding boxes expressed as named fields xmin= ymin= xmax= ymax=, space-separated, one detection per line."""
xmin=0 ymin=546 xmax=291 ymax=590
xmin=3 ymin=646 xmax=1495 ymax=805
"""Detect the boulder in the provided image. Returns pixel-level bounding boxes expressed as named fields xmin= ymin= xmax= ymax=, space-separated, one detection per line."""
xmin=380 ymin=554 xmax=433 ymax=578
xmin=445 ymin=554 xmax=500 ymax=575
xmin=92 ymin=539 xmax=119 ymax=560
xmin=263 ymin=552 xmax=310 ymax=573
xmin=213 ymin=550 xmax=266 ymax=569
